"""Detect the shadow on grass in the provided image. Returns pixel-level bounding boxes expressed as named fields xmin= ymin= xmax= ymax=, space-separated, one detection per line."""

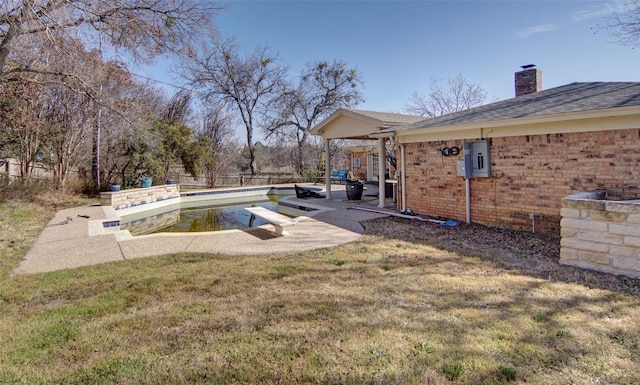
xmin=361 ymin=216 xmax=640 ymax=298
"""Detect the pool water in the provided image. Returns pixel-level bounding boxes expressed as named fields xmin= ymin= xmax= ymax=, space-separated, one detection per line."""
xmin=157 ymin=201 xmax=278 ymax=234
xmin=120 ymin=196 xmax=289 ymax=236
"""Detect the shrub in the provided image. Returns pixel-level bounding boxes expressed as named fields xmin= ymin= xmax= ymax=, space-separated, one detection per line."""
xmin=302 ymin=167 xmax=319 ymax=183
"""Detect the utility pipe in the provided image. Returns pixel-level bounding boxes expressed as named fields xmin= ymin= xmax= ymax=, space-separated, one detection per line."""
xmin=401 ymin=143 xmax=407 ymax=212
xmin=378 ymin=138 xmax=385 ymax=208
xmin=465 ymin=177 xmax=471 ymax=224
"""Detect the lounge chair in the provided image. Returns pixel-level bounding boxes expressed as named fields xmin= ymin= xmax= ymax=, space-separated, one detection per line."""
xmin=295 ymin=184 xmax=325 ymax=199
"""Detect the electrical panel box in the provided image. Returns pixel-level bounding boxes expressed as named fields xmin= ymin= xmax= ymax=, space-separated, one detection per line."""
xmin=463 ymin=140 xmax=491 ymax=178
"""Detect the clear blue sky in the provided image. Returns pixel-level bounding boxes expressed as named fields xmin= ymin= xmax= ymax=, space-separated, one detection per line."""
xmin=141 ymin=1 xmax=639 ymax=115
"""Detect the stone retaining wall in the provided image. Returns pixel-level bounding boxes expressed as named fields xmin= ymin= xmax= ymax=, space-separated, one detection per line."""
xmin=100 ymin=184 xmax=180 ymax=210
xmin=121 ymin=209 xmax=181 ymax=236
xmin=560 ymin=191 xmax=640 ymax=279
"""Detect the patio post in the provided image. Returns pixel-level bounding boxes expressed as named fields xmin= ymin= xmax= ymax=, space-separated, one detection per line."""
xmin=324 ymin=138 xmax=331 ymax=199
xmin=378 ymin=137 xmax=385 ymax=208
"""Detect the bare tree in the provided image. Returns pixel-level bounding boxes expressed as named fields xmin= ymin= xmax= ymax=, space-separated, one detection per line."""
xmin=200 ymin=104 xmax=239 ymax=187
xmin=0 ymin=0 xmax=220 ymax=83
xmin=0 ymin=80 xmax=46 ymax=180
xmin=0 ymin=1 xmax=219 ymax=191
xmin=44 ymin=85 xmax=93 ymax=189
xmin=163 ymin=89 xmax=192 ymax=121
xmin=38 ymin=37 xmax=106 ymax=190
xmin=598 ymin=0 xmax=640 ymax=47
xmin=93 ymin=64 xmax=165 ymax=189
xmin=404 ymin=74 xmax=487 ymax=117
xmin=266 ymin=60 xmax=364 ymax=174
xmin=185 ymin=37 xmax=287 ymax=175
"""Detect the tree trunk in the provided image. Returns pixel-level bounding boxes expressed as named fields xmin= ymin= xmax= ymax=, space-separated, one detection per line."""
xmin=249 ymin=144 xmax=258 ymax=175
xmin=296 ymin=142 xmax=304 ymax=175
xmin=296 ymin=129 xmax=309 ymax=175
xmin=246 ymin=125 xmax=258 ymax=175
xmin=92 ymin=114 xmax=100 ymax=191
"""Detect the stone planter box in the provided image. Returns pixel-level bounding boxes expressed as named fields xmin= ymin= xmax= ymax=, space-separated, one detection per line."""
xmin=100 ymin=184 xmax=180 ymax=211
xmin=560 ymin=191 xmax=640 ymax=279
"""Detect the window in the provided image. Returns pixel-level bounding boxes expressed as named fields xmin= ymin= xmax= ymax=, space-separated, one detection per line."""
xmin=370 ymin=154 xmax=379 ymax=178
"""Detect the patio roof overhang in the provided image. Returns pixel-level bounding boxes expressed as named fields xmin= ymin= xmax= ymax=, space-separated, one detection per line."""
xmin=310 ymin=108 xmax=423 ymax=207
xmin=310 ymin=108 xmax=424 ymax=140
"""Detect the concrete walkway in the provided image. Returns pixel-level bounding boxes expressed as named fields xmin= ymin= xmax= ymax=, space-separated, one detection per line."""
xmin=13 ymin=184 xmax=395 ymax=275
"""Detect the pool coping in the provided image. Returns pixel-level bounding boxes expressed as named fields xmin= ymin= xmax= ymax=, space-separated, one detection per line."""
xmin=93 ymin=185 xmax=334 ymax=240
xmin=13 ymin=184 xmax=391 ymax=275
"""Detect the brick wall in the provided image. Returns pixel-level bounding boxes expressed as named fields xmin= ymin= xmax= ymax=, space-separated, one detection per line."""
xmin=403 ymin=128 xmax=640 ymax=235
xmin=515 ymin=68 xmax=542 ymax=96
xmin=350 ymin=152 xmax=369 ymax=181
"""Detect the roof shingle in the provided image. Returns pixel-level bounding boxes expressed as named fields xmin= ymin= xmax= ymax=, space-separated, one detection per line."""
xmin=393 ymin=82 xmax=640 ymax=132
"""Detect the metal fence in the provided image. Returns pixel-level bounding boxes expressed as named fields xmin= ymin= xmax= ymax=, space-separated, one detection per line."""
xmin=178 ymin=172 xmax=303 ymax=189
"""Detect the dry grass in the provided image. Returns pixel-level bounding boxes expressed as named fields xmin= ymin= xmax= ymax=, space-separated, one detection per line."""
xmin=0 ymin=190 xmax=94 ymax=277
xmin=1 ymin=196 xmax=639 ymax=384
xmin=363 ymin=217 xmax=640 ymax=297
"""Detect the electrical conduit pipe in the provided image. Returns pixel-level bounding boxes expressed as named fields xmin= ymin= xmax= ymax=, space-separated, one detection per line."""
xmin=401 ymin=144 xmax=407 ymax=213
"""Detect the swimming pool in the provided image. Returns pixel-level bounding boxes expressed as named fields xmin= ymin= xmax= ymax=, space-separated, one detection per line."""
xmin=120 ymin=196 xmax=283 ymax=236
xmin=99 ymin=185 xmax=325 ymax=237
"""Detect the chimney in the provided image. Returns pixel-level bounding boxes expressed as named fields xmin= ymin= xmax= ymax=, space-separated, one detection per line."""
xmin=515 ymin=64 xmax=542 ymax=97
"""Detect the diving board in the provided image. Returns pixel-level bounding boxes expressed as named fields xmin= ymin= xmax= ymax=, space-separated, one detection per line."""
xmin=245 ymin=207 xmax=298 ymax=236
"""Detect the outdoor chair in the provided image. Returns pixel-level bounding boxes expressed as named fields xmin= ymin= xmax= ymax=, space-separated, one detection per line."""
xmin=330 ymin=169 xmax=350 ymax=184
xmin=295 ymin=184 xmax=325 ymax=199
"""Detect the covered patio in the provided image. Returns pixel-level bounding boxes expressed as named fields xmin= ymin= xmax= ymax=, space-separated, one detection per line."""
xmin=310 ymin=108 xmax=423 ymax=208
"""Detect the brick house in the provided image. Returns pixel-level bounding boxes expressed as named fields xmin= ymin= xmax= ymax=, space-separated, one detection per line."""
xmin=370 ymin=67 xmax=640 ymax=235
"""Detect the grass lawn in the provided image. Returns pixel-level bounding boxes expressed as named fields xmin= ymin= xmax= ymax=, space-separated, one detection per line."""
xmin=1 ymin=194 xmax=639 ymax=384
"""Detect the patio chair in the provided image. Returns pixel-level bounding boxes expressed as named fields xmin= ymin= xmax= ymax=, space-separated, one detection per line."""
xmin=295 ymin=184 xmax=325 ymax=199
xmin=330 ymin=169 xmax=350 ymax=184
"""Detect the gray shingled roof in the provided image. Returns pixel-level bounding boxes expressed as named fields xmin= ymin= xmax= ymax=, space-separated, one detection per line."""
xmin=389 ymin=82 xmax=640 ymax=132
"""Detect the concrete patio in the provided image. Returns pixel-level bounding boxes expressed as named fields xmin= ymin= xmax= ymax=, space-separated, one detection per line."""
xmin=13 ymin=183 xmax=398 ymax=275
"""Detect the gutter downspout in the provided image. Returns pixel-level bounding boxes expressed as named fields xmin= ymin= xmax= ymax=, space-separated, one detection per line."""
xmin=400 ymin=143 xmax=407 ymax=212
